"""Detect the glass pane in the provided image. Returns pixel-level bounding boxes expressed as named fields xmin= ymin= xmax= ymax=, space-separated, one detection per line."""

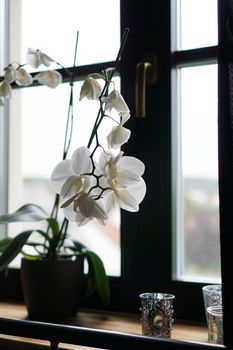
xmin=8 ymin=79 xmax=121 ymax=276
xmin=178 ymin=64 xmax=221 ymax=281
xmin=0 ymin=0 xmax=9 ymax=239
xmin=10 ymin=0 xmax=120 ymax=67
xmin=179 ymin=0 xmax=217 ymax=50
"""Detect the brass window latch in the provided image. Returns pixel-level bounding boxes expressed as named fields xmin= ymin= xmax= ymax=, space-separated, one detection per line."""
xmin=136 ymin=54 xmax=158 ymax=118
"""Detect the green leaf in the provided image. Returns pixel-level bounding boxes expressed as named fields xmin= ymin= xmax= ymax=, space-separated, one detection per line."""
xmin=47 ymin=218 xmax=60 ymax=236
xmin=36 ymin=230 xmax=51 ymax=242
xmin=84 ymin=250 xmax=110 ymax=305
xmin=0 ymin=204 xmax=48 ymax=224
xmin=25 ymin=241 xmax=47 ymax=248
xmin=71 ymin=240 xmax=87 ymax=252
xmin=0 ymin=238 xmax=13 ymax=252
xmin=21 ymin=252 xmax=40 ymax=260
xmin=0 ymin=230 xmax=34 ymax=272
xmin=45 ymin=218 xmax=61 ymax=258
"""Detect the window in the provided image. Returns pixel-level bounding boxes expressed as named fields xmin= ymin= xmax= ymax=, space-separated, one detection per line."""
xmin=1 ymin=0 xmax=121 ymax=276
xmin=1 ymin=3 xmax=233 ymax=346
xmin=172 ymin=0 xmax=220 ymax=282
xmin=119 ymin=0 xmax=221 ymax=321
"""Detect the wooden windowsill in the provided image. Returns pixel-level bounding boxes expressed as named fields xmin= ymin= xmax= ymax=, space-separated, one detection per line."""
xmin=0 ymin=300 xmax=208 ymax=349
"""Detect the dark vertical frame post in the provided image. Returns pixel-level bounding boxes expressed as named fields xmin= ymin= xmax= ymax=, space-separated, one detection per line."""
xmin=218 ymin=0 xmax=233 ymax=347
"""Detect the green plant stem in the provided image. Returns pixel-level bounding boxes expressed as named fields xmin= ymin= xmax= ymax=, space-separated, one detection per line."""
xmin=47 ymin=32 xmax=79 ymax=258
xmin=62 ymin=32 xmax=79 ymax=161
xmin=63 ymin=83 xmax=74 ymax=160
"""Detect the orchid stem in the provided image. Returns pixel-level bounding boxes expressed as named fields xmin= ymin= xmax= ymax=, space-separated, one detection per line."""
xmin=87 ymin=28 xmax=130 ymax=149
xmin=50 ymin=32 xmax=79 ymax=239
xmin=73 ymin=31 xmax=79 ymax=67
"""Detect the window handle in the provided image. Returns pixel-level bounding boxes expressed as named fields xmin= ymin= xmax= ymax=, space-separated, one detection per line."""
xmin=135 ymin=54 xmax=158 ymax=118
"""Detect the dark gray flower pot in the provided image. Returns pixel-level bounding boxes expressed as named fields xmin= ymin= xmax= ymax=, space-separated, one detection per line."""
xmin=20 ymin=255 xmax=84 ymax=320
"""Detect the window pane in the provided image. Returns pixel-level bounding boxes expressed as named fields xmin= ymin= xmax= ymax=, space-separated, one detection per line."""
xmin=179 ymin=0 xmax=217 ymax=50
xmin=10 ymin=0 xmax=120 ymax=66
xmin=4 ymin=0 xmax=121 ymax=274
xmin=175 ymin=64 xmax=221 ymax=281
xmin=8 ymin=79 xmax=121 ymax=276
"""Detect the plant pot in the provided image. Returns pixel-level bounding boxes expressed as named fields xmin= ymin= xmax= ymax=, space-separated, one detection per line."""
xmin=20 ymin=255 xmax=84 ymax=320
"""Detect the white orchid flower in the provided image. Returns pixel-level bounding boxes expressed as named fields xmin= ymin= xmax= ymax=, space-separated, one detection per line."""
xmin=107 ymin=125 xmax=131 ymax=149
xmin=104 ymin=178 xmax=146 ymax=213
xmin=4 ymin=64 xmax=17 ymax=83
xmin=62 ymin=193 xmax=108 ymax=226
xmin=75 ymin=193 xmax=108 ymax=225
xmin=34 ymin=70 xmax=62 ymax=88
xmin=99 ymin=151 xmax=146 ymax=212
xmin=79 ymin=76 xmax=102 ymax=101
xmin=100 ymin=151 xmax=145 ymax=187
xmin=107 ymin=111 xmax=131 ymax=149
xmin=4 ymin=63 xmax=33 ymax=86
xmin=50 ymin=146 xmax=92 ymax=195
xmin=102 ymin=89 xmax=129 ymax=114
xmin=121 ymin=112 xmax=130 ymax=124
xmin=15 ymin=68 xmax=33 ymax=86
xmin=26 ymin=48 xmax=54 ymax=68
xmin=50 ymin=146 xmax=108 ymax=225
xmin=0 ymin=80 xmax=12 ymax=98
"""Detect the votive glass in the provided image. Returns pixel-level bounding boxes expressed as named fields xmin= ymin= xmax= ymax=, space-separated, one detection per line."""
xmin=207 ymin=305 xmax=223 ymax=344
xmin=202 ymin=284 xmax=222 ymax=319
xmin=139 ymin=292 xmax=175 ymax=338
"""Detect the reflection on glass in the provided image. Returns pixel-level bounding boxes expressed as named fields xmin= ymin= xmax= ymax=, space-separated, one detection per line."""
xmin=11 ymin=0 xmax=120 ymax=67
xmin=180 ymin=64 xmax=220 ymax=280
xmin=179 ymin=0 xmax=217 ymax=50
xmin=9 ymin=79 xmax=121 ymax=276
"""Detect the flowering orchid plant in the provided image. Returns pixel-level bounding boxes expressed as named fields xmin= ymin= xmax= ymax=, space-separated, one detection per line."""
xmin=0 ymin=30 xmax=146 ymax=305
xmin=0 ymin=48 xmax=62 ymax=106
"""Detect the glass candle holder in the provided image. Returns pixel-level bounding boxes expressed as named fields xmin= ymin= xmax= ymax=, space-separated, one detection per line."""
xmin=202 ymin=284 xmax=222 ymax=320
xmin=139 ymin=292 xmax=175 ymax=338
xmin=207 ymin=305 xmax=223 ymax=344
